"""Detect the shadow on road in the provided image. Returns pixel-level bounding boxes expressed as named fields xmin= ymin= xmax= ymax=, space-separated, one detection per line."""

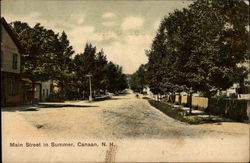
xmin=94 ymin=97 xmax=129 ymax=102
xmin=38 ymin=104 xmax=99 ymax=108
xmin=1 ymin=104 xmax=99 ymax=112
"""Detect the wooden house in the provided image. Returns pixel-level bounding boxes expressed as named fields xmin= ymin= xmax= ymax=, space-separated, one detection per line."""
xmin=1 ymin=17 xmax=23 ymax=106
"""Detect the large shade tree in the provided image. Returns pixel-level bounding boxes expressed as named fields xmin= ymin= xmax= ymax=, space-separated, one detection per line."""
xmin=130 ymin=64 xmax=147 ymax=93
xmin=145 ymin=0 xmax=248 ymax=114
xmin=73 ymin=43 xmax=128 ymax=98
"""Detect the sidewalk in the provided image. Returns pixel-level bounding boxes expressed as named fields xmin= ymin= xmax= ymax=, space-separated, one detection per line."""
xmin=171 ymin=104 xmax=232 ymax=122
xmin=1 ymin=100 xmax=91 ymax=112
xmin=1 ymin=96 xmax=111 ymax=112
xmin=144 ymin=95 xmax=234 ymax=124
xmin=1 ymin=104 xmax=41 ymax=112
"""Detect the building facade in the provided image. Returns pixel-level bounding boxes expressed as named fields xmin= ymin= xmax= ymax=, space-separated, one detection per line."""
xmin=1 ymin=17 xmax=23 ymax=106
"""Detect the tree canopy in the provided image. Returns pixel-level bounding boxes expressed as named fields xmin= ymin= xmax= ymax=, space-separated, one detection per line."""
xmin=144 ymin=0 xmax=248 ymax=99
xmin=10 ymin=22 xmax=128 ymax=100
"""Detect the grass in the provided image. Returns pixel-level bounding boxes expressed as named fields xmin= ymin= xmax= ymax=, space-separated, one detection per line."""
xmin=148 ymin=100 xmax=203 ymax=124
xmin=94 ymin=96 xmax=111 ymax=101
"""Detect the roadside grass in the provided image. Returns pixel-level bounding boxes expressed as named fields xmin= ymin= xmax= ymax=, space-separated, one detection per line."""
xmin=94 ymin=96 xmax=111 ymax=101
xmin=148 ymin=100 xmax=204 ymax=124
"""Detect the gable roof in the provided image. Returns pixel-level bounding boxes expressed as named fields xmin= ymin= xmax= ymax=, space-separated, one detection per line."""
xmin=1 ymin=17 xmax=22 ymax=53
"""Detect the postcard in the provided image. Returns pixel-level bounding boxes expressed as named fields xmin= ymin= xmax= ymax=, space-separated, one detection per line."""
xmin=1 ymin=0 xmax=249 ymax=162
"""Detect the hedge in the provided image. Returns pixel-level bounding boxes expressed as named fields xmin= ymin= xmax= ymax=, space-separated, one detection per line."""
xmin=208 ymin=98 xmax=249 ymax=122
xmin=165 ymin=95 xmax=249 ymax=122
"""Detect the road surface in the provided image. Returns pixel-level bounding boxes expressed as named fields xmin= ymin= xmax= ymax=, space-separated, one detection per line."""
xmin=2 ymin=91 xmax=249 ymax=162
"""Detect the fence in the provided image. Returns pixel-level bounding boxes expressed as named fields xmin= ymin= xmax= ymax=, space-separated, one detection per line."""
xmin=175 ymin=95 xmax=181 ymax=104
xmin=208 ymin=98 xmax=249 ymax=121
xmin=181 ymin=96 xmax=191 ymax=106
xmin=160 ymin=94 xmax=250 ymax=122
xmin=192 ymin=96 xmax=208 ymax=111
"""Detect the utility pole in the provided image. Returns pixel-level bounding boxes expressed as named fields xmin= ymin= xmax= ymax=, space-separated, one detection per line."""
xmin=86 ymin=74 xmax=93 ymax=102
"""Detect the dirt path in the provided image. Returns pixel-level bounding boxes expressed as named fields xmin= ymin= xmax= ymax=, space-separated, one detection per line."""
xmin=2 ymin=91 xmax=249 ymax=162
xmin=7 ymin=92 xmax=247 ymax=139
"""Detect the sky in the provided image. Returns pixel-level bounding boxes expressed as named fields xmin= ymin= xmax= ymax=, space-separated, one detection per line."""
xmin=1 ymin=0 xmax=192 ymax=74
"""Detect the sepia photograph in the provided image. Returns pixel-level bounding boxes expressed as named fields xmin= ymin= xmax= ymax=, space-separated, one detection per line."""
xmin=1 ymin=0 xmax=249 ymax=162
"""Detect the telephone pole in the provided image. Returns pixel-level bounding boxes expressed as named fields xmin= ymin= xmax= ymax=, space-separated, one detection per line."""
xmin=86 ymin=74 xmax=93 ymax=102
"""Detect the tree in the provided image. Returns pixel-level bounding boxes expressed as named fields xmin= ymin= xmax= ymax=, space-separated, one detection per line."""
xmin=11 ymin=20 xmax=128 ymax=101
xmin=185 ymin=0 xmax=248 ymax=99
xmin=146 ymin=20 xmax=168 ymax=96
xmin=94 ymin=49 xmax=108 ymax=93
xmin=105 ymin=61 xmax=128 ymax=93
xmin=73 ymin=43 xmax=96 ymax=98
xmin=11 ymin=22 xmax=60 ymax=102
xmin=130 ymin=64 xmax=147 ymax=93
xmin=73 ymin=43 xmax=128 ymax=98
xmin=145 ymin=0 xmax=248 ymax=114
xmin=11 ymin=21 xmax=76 ymax=101
xmin=54 ymin=31 xmax=74 ymax=96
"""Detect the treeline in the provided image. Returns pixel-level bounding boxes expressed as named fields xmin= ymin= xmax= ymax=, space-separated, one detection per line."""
xmin=10 ymin=21 xmax=128 ymax=100
xmin=131 ymin=0 xmax=248 ymax=107
xmin=130 ymin=64 xmax=147 ymax=93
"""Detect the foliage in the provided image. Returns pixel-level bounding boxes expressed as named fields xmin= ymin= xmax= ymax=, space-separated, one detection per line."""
xmin=45 ymin=92 xmax=65 ymax=102
xmin=104 ymin=61 xmax=128 ymax=93
xmin=11 ymin=22 xmax=55 ymax=82
xmin=130 ymin=64 xmax=147 ymax=93
xmin=73 ymin=43 xmax=128 ymax=98
xmin=145 ymin=0 xmax=248 ymax=99
xmin=10 ymin=21 xmax=128 ymax=101
xmin=208 ymin=98 xmax=249 ymax=122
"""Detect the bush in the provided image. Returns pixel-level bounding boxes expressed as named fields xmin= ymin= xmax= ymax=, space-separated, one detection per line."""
xmin=65 ymin=91 xmax=82 ymax=100
xmin=208 ymin=98 xmax=249 ymax=122
xmin=46 ymin=92 xmax=65 ymax=102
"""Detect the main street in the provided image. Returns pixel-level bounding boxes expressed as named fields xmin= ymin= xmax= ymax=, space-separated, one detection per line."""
xmin=2 ymin=91 xmax=249 ymax=162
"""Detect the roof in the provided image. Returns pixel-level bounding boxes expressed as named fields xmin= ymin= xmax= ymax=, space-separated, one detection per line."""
xmin=1 ymin=17 xmax=23 ymax=53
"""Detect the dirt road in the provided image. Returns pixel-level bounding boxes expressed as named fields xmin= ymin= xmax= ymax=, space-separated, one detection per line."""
xmin=2 ymin=91 xmax=249 ymax=162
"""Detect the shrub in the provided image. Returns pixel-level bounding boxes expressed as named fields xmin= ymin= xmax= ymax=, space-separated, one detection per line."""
xmin=46 ymin=92 xmax=65 ymax=102
xmin=208 ymin=98 xmax=249 ymax=122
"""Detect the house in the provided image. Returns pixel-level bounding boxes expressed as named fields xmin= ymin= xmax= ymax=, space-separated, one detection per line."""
xmin=1 ymin=17 xmax=53 ymax=105
xmin=1 ymin=17 xmax=23 ymax=106
xmin=51 ymin=80 xmax=60 ymax=93
xmin=237 ymin=60 xmax=250 ymax=99
xmin=21 ymin=78 xmax=42 ymax=104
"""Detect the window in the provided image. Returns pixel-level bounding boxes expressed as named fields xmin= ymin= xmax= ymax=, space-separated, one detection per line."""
xmin=46 ymin=89 xmax=49 ymax=97
xmin=12 ymin=53 xmax=17 ymax=69
xmin=42 ymin=89 xmax=45 ymax=97
xmin=8 ymin=78 xmax=16 ymax=96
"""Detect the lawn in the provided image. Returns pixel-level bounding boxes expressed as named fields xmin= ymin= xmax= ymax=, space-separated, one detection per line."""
xmin=148 ymin=100 xmax=203 ymax=124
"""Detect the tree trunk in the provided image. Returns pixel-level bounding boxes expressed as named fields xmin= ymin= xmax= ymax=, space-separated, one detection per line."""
xmin=61 ymin=81 xmax=64 ymax=93
xmin=208 ymin=96 xmax=211 ymax=118
xmin=170 ymin=94 xmax=173 ymax=103
xmin=170 ymin=92 xmax=175 ymax=104
xmin=206 ymin=92 xmax=212 ymax=118
xmin=32 ymin=81 xmax=35 ymax=104
xmin=178 ymin=93 xmax=181 ymax=105
xmin=189 ymin=92 xmax=193 ymax=115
